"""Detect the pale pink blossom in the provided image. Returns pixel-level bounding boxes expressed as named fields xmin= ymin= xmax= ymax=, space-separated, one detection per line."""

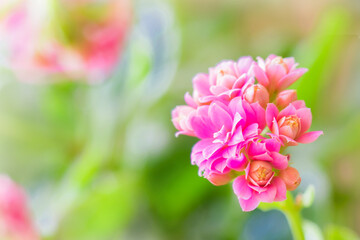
xmin=185 ymin=57 xmax=254 ymax=107
xmin=171 ymin=105 xmax=196 ymax=137
xmin=266 ymin=101 xmax=323 ymax=146
xmin=251 ymin=54 xmax=307 ymax=94
xmin=0 ymin=175 xmax=38 ymax=240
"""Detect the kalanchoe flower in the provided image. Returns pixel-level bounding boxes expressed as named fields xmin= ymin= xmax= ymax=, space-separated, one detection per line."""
xmin=172 ymin=55 xmax=322 ymax=212
xmin=232 ymin=162 xmax=287 ymax=212
xmin=0 ymin=175 xmax=38 ymax=240
xmin=266 ymin=101 xmax=323 ymax=146
xmin=185 ymin=57 xmax=254 ymax=106
xmin=251 ymin=55 xmax=308 ymax=95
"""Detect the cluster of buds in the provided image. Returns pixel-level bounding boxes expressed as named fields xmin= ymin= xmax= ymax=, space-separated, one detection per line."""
xmin=172 ymin=55 xmax=323 ymax=211
xmin=0 ymin=0 xmax=131 ymax=83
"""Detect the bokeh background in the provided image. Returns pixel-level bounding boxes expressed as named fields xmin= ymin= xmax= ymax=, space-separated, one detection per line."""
xmin=0 ymin=0 xmax=360 ymax=239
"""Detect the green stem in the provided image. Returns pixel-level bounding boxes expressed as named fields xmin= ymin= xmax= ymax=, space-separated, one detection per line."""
xmin=281 ymin=193 xmax=305 ymax=240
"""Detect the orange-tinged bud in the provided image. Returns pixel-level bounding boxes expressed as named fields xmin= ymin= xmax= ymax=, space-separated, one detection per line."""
xmin=276 ymin=90 xmax=297 ymax=109
xmin=278 ymin=167 xmax=301 ymax=191
xmin=244 ymin=84 xmax=269 ymax=108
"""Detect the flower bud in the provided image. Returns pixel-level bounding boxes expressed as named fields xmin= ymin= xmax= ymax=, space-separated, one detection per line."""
xmin=208 ymin=172 xmax=234 ymax=186
xmin=277 ymin=115 xmax=301 ymax=139
xmin=276 ymin=90 xmax=297 ymax=109
xmin=249 ymin=161 xmax=274 ymax=186
xmin=278 ymin=167 xmax=301 ymax=191
xmin=244 ymin=84 xmax=269 ymax=108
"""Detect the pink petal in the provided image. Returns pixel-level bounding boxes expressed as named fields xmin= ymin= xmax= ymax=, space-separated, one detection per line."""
xmin=184 ymin=92 xmax=198 ymax=108
xmin=266 ymin=103 xmax=279 ymax=129
xmin=250 ymin=102 xmax=266 ymax=130
xmin=272 ymin=177 xmax=287 ymax=201
xmin=228 ymin=126 xmax=245 ymax=146
xmin=189 ymin=115 xmax=213 ymax=139
xmin=210 ymin=85 xmax=229 ymax=95
xmin=270 ymin=152 xmax=288 ymax=170
xmin=203 ymin=142 xmax=223 ymax=159
xmin=229 ymin=97 xmax=246 ymax=117
xmin=264 ymin=138 xmax=281 ymax=152
xmin=238 ymin=195 xmax=260 ymax=212
xmin=232 ymin=74 xmax=251 ymax=89
xmin=210 ymin=158 xmax=228 ymax=173
xmin=251 ymin=63 xmax=269 ymax=86
xmin=243 ymin=123 xmax=259 ymax=140
xmin=233 ymin=176 xmax=252 ymax=200
xmin=272 ymin=118 xmax=280 ymax=135
xmin=227 ymin=153 xmax=247 ymax=171
xmin=278 ymin=104 xmax=297 ymax=120
xmin=296 ymin=108 xmax=312 ymax=134
xmin=193 ymin=73 xmax=210 ymax=95
xmin=209 ymin=102 xmax=233 ymax=131
xmin=296 ymin=131 xmax=323 ymax=144
xmin=237 ymin=56 xmax=254 ymax=75
xmin=258 ymin=184 xmax=277 ymax=203
xmin=280 ymin=135 xmax=298 ymax=146
xmin=277 ymin=68 xmax=308 ymax=91
xmin=283 ymin=57 xmax=296 ymax=70
xmin=291 ymin=100 xmax=306 ymax=109
xmin=266 ymin=63 xmax=287 ymax=85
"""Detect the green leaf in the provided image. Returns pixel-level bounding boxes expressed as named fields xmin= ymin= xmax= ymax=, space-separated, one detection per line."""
xmin=325 ymin=224 xmax=359 ymax=240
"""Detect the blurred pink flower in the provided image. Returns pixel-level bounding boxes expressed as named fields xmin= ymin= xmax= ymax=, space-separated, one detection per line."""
xmin=0 ymin=175 xmax=38 ymax=240
xmin=1 ymin=0 xmax=132 ymax=83
xmin=266 ymin=101 xmax=323 ymax=146
xmin=251 ymin=55 xmax=308 ymax=94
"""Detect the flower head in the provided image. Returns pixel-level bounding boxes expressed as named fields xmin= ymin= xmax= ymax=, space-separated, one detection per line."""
xmin=172 ymin=54 xmax=322 ymax=212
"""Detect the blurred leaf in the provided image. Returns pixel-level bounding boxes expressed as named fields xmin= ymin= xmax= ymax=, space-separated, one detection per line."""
xmin=294 ymin=8 xmax=350 ymax=111
xmin=302 ymin=185 xmax=315 ymax=208
xmin=56 ymin=174 xmax=136 ymax=240
xmin=325 ymin=224 xmax=359 ymax=240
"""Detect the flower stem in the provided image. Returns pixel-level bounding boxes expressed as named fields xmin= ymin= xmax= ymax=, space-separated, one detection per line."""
xmin=281 ymin=193 xmax=305 ymax=240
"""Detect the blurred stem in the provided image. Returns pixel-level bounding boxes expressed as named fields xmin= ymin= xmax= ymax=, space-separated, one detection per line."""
xmin=281 ymin=193 xmax=305 ymax=240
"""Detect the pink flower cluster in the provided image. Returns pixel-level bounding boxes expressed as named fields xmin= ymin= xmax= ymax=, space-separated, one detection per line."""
xmin=172 ymin=55 xmax=323 ymax=211
xmin=0 ymin=175 xmax=38 ymax=240
xmin=1 ymin=0 xmax=131 ymax=83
